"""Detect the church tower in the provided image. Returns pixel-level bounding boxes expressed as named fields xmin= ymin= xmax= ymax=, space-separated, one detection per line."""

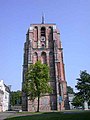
xmin=22 ymin=19 xmax=69 ymax=111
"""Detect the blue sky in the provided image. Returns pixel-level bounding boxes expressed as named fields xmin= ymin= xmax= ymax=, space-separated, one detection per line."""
xmin=0 ymin=0 xmax=90 ymax=91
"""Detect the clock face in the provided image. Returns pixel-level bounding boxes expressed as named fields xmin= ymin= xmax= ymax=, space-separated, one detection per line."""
xmin=41 ymin=36 xmax=45 ymax=41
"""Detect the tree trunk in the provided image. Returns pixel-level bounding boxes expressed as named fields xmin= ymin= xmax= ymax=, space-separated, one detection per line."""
xmin=37 ymin=95 xmax=40 ymax=112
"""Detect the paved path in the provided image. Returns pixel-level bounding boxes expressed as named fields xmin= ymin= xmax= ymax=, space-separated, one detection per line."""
xmin=0 ymin=111 xmax=16 ymax=120
xmin=0 ymin=111 xmax=34 ymax=120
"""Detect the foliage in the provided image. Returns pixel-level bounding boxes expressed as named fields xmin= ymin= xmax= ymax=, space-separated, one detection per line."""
xmin=23 ymin=60 xmax=52 ymax=112
xmin=72 ymin=70 xmax=90 ymax=108
xmin=67 ymin=86 xmax=74 ymax=94
xmin=10 ymin=90 xmax=22 ymax=106
xmin=72 ymin=94 xmax=84 ymax=107
xmin=75 ymin=70 xmax=90 ymax=102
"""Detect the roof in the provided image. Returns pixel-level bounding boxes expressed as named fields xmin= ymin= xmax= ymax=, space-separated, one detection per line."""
xmin=4 ymin=84 xmax=10 ymax=93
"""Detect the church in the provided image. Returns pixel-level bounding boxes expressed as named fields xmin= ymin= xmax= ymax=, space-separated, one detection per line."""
xmin=22 ymin=18 xmax=69 ymax=111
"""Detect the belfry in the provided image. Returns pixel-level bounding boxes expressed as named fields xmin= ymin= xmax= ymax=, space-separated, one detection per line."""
xmin=22 ymin=19 xmax=69 ymax=111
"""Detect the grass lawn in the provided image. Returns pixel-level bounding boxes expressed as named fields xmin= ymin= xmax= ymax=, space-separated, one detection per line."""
xmin=5 ymin=110 xmax=90 ymax=120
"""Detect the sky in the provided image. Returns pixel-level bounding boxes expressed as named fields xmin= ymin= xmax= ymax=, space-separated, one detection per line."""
xmin=0 ymin=0 xmax=90 ymax=91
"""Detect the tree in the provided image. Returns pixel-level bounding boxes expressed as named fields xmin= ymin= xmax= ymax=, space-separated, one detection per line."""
xmin=72 ymin=94 xmax=84 ymax=108
xmin=67 ymin=86 xmax=74 ymax=94
xmin=23 ymin=60 xmax=52 ymax=112
xmin=10 ymin=90 xmax=22 ymax=106
xmin=75 ymin=70 xmax=90 ymax=110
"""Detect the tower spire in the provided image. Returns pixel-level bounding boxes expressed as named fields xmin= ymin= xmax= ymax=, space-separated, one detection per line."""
xmin=41 ymin=13 xmax=44 ymax=24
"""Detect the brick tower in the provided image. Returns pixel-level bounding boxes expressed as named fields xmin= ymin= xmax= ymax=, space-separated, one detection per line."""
xmin=22 ymin=19 xmax=69 ymax=111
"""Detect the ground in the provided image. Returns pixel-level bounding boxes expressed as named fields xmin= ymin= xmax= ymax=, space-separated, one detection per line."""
xmin=3 ymin=110 xmax=90 ymax=120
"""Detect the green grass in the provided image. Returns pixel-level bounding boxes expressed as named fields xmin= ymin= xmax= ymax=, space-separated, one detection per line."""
xmin=5 ymin=111 xmax=90 ymax=120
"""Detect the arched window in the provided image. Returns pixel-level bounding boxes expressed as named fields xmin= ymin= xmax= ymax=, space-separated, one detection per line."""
xmin=48 ymin=27 xmax=53 ymax=48
xmin=41 ymin=52 xmax=47 ymax=64
xmin=34 ymin=26 xmax=38 ymax=41
xmin=33 ymin=52 xmax=38 ymax=64
xmin=41 ymin=27 xmax=46 ymax=48
xmin=48 ymin=26 xmax=53 ymax=34
xmin=41 ymin=27 xmax=46 ymax=37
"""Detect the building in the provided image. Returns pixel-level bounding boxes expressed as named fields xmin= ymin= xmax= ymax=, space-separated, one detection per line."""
xmin=0 ymin=89 xmax=4 ymax=112
xmin=0 ymin=80 xmax=10 ymax=112
xmin=22 ymin=19 xmax=69 ymax=111
xmin=68 ymin=94 xmax=75 ymax=109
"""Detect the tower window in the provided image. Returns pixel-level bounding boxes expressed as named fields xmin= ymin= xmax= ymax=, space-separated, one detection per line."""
xmin=33 ymin=52 xmax=38 ymax=64
xmin=41 ymin=52 xmax=47 ymax=64
xmin=34 ymin=26 xmax=38 ymax=42
xmin=41 ymin=27 xmax=46 ymax=37
xmin=42 ymin=43 xmax=45 ymax=48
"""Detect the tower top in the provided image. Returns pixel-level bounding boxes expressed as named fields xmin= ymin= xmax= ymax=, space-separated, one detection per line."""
xmin=41 ymin=13 xmax=44 ymax=24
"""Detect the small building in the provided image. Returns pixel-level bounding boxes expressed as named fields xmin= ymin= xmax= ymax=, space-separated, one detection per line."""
xmin=0 ymin=80 xmax=10 ymax=112
xmin=68 ymin=94 xmax=75 ymax=109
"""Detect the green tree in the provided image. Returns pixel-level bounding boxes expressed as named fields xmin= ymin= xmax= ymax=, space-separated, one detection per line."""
xmin=67 ymin=86 xmax=74 ymax=94
xmin=23 ymin=60 xmax=52 ymax=112
xmin=72 ymin=95 xmax=84 ymax=108
xmin=75 ymin=70 xmax=90 ymax=109
xmin=10 ymin=90 xmax=22 ymax=106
